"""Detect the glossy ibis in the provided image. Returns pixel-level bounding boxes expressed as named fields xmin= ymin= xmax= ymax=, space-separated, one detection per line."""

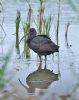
xmin=27 ymin=28 xmax=59 ymax=62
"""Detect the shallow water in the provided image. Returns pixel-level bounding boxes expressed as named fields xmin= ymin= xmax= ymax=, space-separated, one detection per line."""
xmin=0 ymin=0 xmax=79 ymax=100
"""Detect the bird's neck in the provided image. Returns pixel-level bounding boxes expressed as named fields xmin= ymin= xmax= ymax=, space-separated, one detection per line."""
xmin=28 ymin=34 xmax=36 ymax=40
xmin=27 ymin=36 xmax=34 ymax=45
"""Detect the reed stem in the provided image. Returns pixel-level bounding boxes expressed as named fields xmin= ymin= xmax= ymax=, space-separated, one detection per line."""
xmin=65 ymin=22 xmax=70 ymax=47
xmin=43 ymin=15 xmax=52 ymax=36
xmin=56 ymin=0 xmax=61 ymax=45
xmin=15 ymin=10 xmax=21 ymax=54
xmin=23 ymin=3 xmax=32 ymax=58
xmin=38 ymin=0 xmax=44 ymax=34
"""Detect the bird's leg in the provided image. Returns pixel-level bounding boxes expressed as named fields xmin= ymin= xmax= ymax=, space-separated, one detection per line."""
xmin=38 ymin=61 xmax=42 ymax=70
xmin=45 ymin=55 xmax=47 ymax=69
xmin=39 ymin=55 xmax=42 ymax=63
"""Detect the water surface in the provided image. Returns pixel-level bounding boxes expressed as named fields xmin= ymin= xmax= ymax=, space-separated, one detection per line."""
xmin=0 ymin=0 xmax=79 ymax=100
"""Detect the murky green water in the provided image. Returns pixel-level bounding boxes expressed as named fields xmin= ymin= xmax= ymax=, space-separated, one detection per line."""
xmin=0 ymin=0 xmax=79 ymax=100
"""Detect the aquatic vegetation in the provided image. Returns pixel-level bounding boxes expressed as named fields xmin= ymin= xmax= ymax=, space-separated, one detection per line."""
xmin=23 ymin=2 xmax=32 ymax=58
xmin=0 ymin=48 xmax=13 ymax=90
xmin=38 ymin=0 xmax=45 ymax=34
xmin=0 ymin=24 xmax=6 ymax=44
xmin=0 ymin=1 xmax=3 ymax=13
xmin=15 ymin=10 xmax=21 ymax=54
xmin=37 ymin=0 xmax=53 ymax=36
xmin=23 ymin=23 xmax=30 ymax=58
xmin=0 ymin=1 xmax=6 ymax=44
xmin=43 ymin=15 xmax=52 ymax=36
xmin=55 ymin=0 xmax=61 ymax=45
xmin=65 ymin=22 xmax=70 ymax=47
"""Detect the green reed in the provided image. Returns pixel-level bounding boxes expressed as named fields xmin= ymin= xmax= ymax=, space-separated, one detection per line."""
xmin=23 ymin=3 xmax=32 ymax=58
xmin=38 ymin=0 xmax=45 ymax=34
xmin=43 ymin=15 xmax=52 ymax=36
xmin=15 ymin=10 xmax=21 ymax=54
xmin=56 ymin=0 xmax=61 ymax=45
xmin=37 ymin=0 xmax=52 ymax=36
xmin=23 ymin=24 xmax=30 ymax=58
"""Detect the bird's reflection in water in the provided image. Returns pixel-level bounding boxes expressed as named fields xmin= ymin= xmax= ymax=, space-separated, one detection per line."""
xmin=19 ymin=62 xmax=59 ymax=93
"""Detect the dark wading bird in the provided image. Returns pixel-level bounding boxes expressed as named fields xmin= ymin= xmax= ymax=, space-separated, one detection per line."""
xmin=27 ymin=28 xmax=59 ymax=63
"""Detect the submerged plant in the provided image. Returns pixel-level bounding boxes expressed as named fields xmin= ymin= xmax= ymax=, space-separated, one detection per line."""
xmin=15 ymin=10 xmax=21 ymax=54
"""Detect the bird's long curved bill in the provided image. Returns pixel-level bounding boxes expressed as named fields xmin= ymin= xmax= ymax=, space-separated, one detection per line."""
xmin=19 ymin=34 xmax=28 ymax=44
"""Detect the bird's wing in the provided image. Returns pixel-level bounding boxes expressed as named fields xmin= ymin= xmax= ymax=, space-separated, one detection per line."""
xmin=30 ymin=41 xmax=40 ymax=50
xmin=31 ymin=35 xmax=53 ymax=51
xmin=32 ymin=35 xmax=52 ymax=44
xmin=39 ymin=43 xmax=52 ymax=51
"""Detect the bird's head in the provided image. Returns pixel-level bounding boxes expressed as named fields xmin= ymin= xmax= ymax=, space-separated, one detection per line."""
xmin=28 ymin=28 xmax=37 ymax=39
